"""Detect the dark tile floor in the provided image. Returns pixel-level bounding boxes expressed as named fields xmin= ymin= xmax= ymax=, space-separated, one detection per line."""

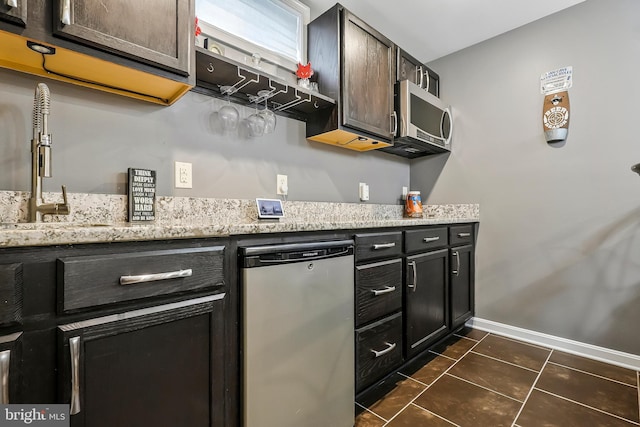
xmin=355 ymin=328 xmax=640 ymax=427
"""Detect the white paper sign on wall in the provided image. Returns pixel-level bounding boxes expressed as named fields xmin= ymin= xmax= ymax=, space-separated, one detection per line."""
xmin=540 ymin=66 xmax=573 ymax=95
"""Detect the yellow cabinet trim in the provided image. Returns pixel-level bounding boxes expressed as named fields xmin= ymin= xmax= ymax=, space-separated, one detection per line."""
xmin=0 ymin=30 xmax=192 ymax=106
xmin=308 ymin=129 xmax=392 ymax=152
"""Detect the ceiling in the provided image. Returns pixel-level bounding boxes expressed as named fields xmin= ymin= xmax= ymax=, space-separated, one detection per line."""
xmin=301 ymin=0 xmax=585 ymax=63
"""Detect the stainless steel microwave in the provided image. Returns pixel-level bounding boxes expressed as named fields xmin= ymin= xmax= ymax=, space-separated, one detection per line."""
xmin=395 ymin=79 xmax=452 ymax=153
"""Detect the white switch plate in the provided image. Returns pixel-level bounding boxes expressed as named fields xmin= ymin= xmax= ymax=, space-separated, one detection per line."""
xmin=175 ymin=161 xmax=192 ymax=189
xmin=359 ymin=182 xmax=369 ymax=201
xmin=277 ymin=174 xmax=288 ymax=195
xmin=402 ymin=186 xmax=408 ymax=200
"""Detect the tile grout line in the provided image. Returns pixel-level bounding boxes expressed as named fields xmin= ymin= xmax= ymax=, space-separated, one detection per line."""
xmin=444 ymin=372 xmax=524 ymax=403
xmin=381 ymin=332 xmax=491 ymax=427
xmin=534 ymin=387 xmax=640 ymax=426
xmin=469 ymin=350 xmax=540 ymax=373
xmin=453 ymin=333 xmax=480 ymax=342
xmin=355 ymin=402 xmax=388 ymax=423
xmin=510 ymin=348 xmax=554 ymax=427
xmin=409 ymin=402 xmax=460 ymax=427
xmin=546 ymin=360 xmax=638 ymax=388
xmin=429 ymin=349 xmax=458 ymax=361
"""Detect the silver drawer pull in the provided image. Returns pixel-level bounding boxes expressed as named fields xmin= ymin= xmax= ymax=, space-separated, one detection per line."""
xmin=61 ymin=0 xmax=71 ymax=25
xmin=7 ymin=0 xmax=18 ymax=8
xmin=373 ymin=243 xmax=396 ymax=250
xmin=371 ymin=342 xmax=396 ymax=358
xmin=120 ymin=269 xmax=192 ymax=286
xmin=69 ymin=336 xmax=81 ymax=415
xmin=452 ymin=251 xmax=460 ymax=276
xmin=371 ymin=286 xmax=396 ymax=296
xmin=423 ymin=236 xmax=440 ymax=243
xmin=457 ymin=232 xmax=471 ymax=238
xmin=0 ymin=350 xmax=10 ymax=404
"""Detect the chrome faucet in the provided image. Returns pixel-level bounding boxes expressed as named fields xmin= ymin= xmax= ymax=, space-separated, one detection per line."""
xmin=28 ymin=83 xmax=70 ymax=222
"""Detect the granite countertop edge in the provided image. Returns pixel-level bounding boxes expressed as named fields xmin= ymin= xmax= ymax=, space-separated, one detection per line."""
xmin=0 ymin=216 xmax=478 ymax=248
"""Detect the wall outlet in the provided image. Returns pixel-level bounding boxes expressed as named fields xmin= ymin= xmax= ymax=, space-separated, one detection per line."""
xmin=175 ymin=161 xmax=192 ymax=189
xmin=359 ymin=182 xmax=369 ymax=201
xmin=277 ymin=174 xmax=288 ymax=195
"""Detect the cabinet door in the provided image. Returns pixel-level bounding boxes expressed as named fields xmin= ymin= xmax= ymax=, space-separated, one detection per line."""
xmin=0 ymin=0 xmax=26 ymax=27
xmin=53 ymin=0 xmax=191 ymax=75
xmin=342 ymin=11 xmax=395 ymax=140
xmin=450 ymin=245 xmax=474 ymax=329
xmin=397 ymin=49 xmax=420 ymax=86
xmin=405 ymin=249 xmax=448 ymax=358
xmin=58 ymin=294 xmax=225 ymax=427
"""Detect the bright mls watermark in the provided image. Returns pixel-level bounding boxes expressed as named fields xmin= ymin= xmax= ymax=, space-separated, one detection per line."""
xmin=0 ymin=405 xmax=69 ymax=426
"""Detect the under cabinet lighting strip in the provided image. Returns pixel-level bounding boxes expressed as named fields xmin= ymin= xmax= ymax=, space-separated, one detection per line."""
xmin=58 ymin=293 xmax=225 ymax=332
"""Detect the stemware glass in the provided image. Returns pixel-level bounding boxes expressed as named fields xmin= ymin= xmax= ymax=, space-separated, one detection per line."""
xmin=218 ymin=86 xmax=239 ymax=132
xmin=257 ymin=90 xmax=277 ymax=134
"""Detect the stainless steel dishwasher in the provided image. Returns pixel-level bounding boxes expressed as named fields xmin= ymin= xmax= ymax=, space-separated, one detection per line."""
xmin=240 ymin=240 xmax=355 ymax=427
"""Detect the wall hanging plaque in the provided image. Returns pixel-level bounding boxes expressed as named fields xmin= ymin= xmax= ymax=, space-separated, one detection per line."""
xmin=128 ymin=168 xmax=156 ymax=222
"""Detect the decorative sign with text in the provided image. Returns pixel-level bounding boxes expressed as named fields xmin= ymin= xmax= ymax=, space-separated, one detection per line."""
xmin=128 ymin=168 xmax=156 ymax=222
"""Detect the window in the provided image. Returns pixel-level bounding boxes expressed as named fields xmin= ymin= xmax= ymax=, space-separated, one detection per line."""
xmin=196 ymin=0 xmax=309 ymax=72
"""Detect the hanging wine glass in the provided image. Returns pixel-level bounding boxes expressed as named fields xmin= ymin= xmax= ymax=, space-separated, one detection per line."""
xmin=257 ymin=90 xmax=276 ymax=134
xmin=247 ymin=100 xmax=266 ymax=137
xmin=218 ymin=86 xmax=240 ymax=132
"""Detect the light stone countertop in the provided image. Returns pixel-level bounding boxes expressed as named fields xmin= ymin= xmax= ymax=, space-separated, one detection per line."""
xmin=0 ymin=191 xmax=479 ymax=248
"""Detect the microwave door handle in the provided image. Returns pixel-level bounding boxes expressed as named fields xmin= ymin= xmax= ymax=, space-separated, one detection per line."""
xmin=441 ymin=107 xmax=453 ymax=146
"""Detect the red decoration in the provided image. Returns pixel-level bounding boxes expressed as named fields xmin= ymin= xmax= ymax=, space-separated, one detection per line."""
xmin=296 ymin=62 xmax=314 ymax=79
xmin=195 ymin=17 xmax=202 ymax=37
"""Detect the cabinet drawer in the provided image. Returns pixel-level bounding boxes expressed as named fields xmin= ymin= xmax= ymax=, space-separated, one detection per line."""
xmin=0 ymin=263 xmax=22 ymax=325
xmin=405 ymin=227 xmax=448 ymax=253
xmin=58 ymin=246 xmax=225 ymax=312
xmin=356 ymin=312 xmax=403 ymax=391
xmin=356 ymin=259 xmax=402 ymax=327
xmin=355 ymin=232 xmax=403 ymax=262
xmin=449 ymin=225 xmax=474 ymax=245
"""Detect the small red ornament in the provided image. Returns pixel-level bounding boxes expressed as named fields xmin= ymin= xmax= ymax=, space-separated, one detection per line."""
xmin=296 ymin=62 xmax=314 ymax=79
xmin=195 ymin=17 xmax=202 ymax=37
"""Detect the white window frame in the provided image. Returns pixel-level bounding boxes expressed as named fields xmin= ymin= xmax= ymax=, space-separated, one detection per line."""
xmin=197 ymin=0 xmax=310 ymax=73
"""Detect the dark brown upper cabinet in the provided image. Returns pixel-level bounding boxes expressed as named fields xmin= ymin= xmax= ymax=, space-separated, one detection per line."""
xmin=0 ymin=0 xmax=26 ymax=27
xmin=396 ymin=48 xmax=439 ymax=97
xmin=0 ymin=1 xmax=194 ymax=105
xmin=306 ymin=4 xmax=395 ymax=152
xmin=53 ymin=0 xmax=191 ymax=76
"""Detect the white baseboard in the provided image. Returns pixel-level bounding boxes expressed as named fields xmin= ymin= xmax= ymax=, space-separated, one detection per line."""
xmin=466 ymin=317 xmax=640 ymax=371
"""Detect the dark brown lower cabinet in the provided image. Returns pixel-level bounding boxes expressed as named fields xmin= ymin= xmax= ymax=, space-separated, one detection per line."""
xmin=405 ymin=249 xmax=449 ymax=358
xmin=58 ymin=293 xmax=225 ymax=427
xmin=450 ymin=245 xmax=475 ymax=329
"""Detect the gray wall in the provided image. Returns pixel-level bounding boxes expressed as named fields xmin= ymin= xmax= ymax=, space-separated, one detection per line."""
xmin=0 ymin=68 xmax=408 ymax=203
xmin=412 ymin=0 xmax=640 ymax=354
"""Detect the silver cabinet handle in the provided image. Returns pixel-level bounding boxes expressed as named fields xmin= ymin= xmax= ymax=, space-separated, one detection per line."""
xmin=390 ymin=111 xmax=398 ymax=135
xmin=7 ymin=0 xmax=17 ymax=8
xmin=423 ymin=236 xmax=440 ymax=243
xmin=418 ymin=66 xmax=424 ymax=89
xmin=408 ymin=260 xmax=417 ymax=292
xmin=373 ymin=243 xmax=396 ymax=250
xmin=371 ymin=342 xmax=396 ymax=358
xmin=458 ymin=232 xmax=471 ymax=238
xmin=425 ymin=71 xmax=431 ymax=93
xmin=0 ymin=350 xmax=10 ymax=404
xmin=69 ymin=336 xmax=81 ymax=415
xmin=452 ymin=251 xmax=460 ymax=276
xmin=371 ymin=286 xmax=396 ymax=296
xmin=120 ymin=269 xmax=192 ymax=286
xmin=61 ymin=0 xmax=71 ymax=25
